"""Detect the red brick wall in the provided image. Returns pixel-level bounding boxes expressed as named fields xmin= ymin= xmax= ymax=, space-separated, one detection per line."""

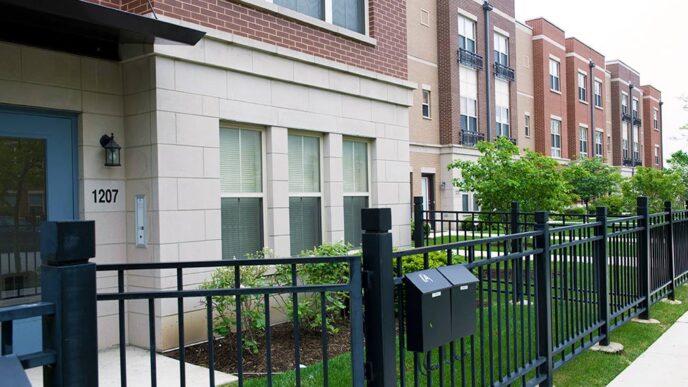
xmin=86 ymin=0 xmax=407 ymax=79
xmin=437 ymin=0 xmax=517 ymax=145
xmin=527 ymin=18 xmax=568 ymax=158
xmin=608 ymin=61 xmax=643 ymax=166
xmin=565 ymin=38 xmax=606 ymax=161
xmin=641 ymin=85 xmax=662 ymax=168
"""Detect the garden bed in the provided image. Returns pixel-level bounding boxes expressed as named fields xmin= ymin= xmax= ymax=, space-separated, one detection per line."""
xmin=166 ymin=321 xmax=352 ymax=378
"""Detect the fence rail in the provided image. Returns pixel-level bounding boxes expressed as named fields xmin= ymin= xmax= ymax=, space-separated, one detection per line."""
xmin=1 ymin=196 xmax=688 ymax=386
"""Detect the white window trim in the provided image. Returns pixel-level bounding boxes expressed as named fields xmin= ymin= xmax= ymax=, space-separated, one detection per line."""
xmin=244 ymin=0 xmax=376 ymax=45
xmin=524 ymin=113 xmax=531 ymax=138
xmin=549 ymin=58 xmax=561 ymax=93
xmin=457 ymin=8 xmax=478 ymax=21
xmin=578 ymin=71 xmax=588 ymax=103
xmin=288 ymin=131 xmax=325 ymax=244
xmin=343 ymin=137 xmax=371 ymax=197
xmin=422 ymin=89 xmax=431 ymax=119
xmin=420 ymin=9 xmax=430 ymax=27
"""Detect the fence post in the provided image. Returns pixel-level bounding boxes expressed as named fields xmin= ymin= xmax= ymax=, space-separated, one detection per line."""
xmin=595 ymin=207 xmax=611 ymax=346
xmin=665 ymin=201 xmax=677 ymax=301
xmin=361 ymin=208 xmax=396 ymax=387
xmin=534 ymin=212 xmax=553 ymax=386
xmin=637 ymin=196 xmax=652 ymax=320
xmin=40 ymin=221 xmax=98 ymax=387
xmin=413 ymin=196 xmax=424 ymax=247
xmin=511 ymin=202 xmax=523 ymax=302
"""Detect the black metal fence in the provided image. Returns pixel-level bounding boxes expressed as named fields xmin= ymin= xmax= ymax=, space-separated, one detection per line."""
xmin=1 ymin=196 xmax=688 ymax=387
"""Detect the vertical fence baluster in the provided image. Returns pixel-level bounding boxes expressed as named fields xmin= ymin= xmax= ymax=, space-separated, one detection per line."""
xmin=118 ymin=270 xmax=127 ymax=387
xmin=666 ymin=201 xmax=677 ymax=300
xmin=320 ymin=292 xmax=329 ymax=387
xmin=414 ymin=197 xmax=424 ymax=248
xmin=235 ymin=266 xmax=244 ymax=386
xmin=350 ymin=256 xmax=365 ymax=387
xmin=534 ymin=212 xmax=553 ymax=386
xmin=596 ymin=207 xmax=610 ymax=345
xmin=264 ymin=294 xmax=272 ymax=386
xmin=148 ymin=299 xmax=157 ymax=387
xmin=177 ymin=268 xmax=186 ymax=387
xmin=1 ymin=320 xmax=12 ymax=355
xmin=291 ymin=263 xmax=301 ymax=386
xmin=206 ymin=297 xmax=215 ymax=387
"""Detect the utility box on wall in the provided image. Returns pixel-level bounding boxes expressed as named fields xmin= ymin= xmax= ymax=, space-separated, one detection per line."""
xmin=437 ymin=265 xmax=479 ymax=339
xmin=403 ymin=268 xmax=453 ymax=352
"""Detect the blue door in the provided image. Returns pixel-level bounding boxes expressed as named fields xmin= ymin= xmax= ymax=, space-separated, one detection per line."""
xmin=0 ymin=106 xmax=77 ymax=355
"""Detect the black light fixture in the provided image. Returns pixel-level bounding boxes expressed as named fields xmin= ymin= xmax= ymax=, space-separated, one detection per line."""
xmin=99 ymin=133 xmax=121 ymax=167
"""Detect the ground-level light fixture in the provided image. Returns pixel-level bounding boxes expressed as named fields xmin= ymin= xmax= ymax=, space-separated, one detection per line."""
xmin=99 ymin=133 xmax=121 ymax=167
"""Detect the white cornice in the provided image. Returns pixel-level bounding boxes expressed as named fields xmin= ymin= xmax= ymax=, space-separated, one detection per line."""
xmin=533 ymin=35 xmax=565 ymax=51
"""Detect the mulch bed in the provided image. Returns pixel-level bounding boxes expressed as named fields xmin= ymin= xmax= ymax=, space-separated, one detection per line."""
xmin=167 ymin=321 xmax=352 ymax=378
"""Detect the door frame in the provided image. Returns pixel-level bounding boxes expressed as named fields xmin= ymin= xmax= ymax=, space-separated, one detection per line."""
xmin=0 ymin=104 xmax=79 ymax=221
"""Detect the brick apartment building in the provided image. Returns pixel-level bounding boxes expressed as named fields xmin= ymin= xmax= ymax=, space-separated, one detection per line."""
xmin=641 ymin=85 xmax=663 ymax=168
xmin=408 ymin=0 xmax=519 ymax=213
xmin=0 ymin=0 xmax=413 ymax=353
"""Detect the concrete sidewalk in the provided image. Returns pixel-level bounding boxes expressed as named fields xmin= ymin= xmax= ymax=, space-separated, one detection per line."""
xmin=26 ymin=346 xmax=237 ymax=387
xmin=609 ymin=311 xmax=688 ymax=386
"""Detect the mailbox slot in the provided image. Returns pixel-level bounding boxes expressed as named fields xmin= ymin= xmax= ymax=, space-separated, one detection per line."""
xmin=403 ymin=268 xmax=453 ymax=352
xmin=437 ymin=265 xmax=479 ymax=339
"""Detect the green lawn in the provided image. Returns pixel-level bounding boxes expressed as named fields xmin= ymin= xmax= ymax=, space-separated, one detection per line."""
xmin=229 ymin=283 xmax=688 ymax=386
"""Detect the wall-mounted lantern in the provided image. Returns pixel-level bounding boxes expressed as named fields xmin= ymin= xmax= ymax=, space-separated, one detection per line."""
xmin=99 ymin=133 xmax=121 ymax=167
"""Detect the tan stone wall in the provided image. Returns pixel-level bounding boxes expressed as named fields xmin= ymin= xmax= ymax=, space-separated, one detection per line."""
xmin=515 ymin=23 xmax=535 ymax=151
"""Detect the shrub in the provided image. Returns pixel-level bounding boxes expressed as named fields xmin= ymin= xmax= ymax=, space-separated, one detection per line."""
xmin=276 ymin=242 xmax=354 ymax=334
xmin=397 ymin=251 xmax=455 ymax=275
xmin=200 ymin=248 xmax=277 ymax=354
xmin=591 ymin=194 xmax=626 ymax=215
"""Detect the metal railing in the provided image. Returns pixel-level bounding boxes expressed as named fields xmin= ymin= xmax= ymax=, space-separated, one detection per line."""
xmin=460 ymin=130 xmax=485 ymax=147
xmin=494 ymin=62 xmax=515 ymax=82
xmin=622 ymin=112 xmax=633 ymax=122
xmin=623 ymin=158 xmax=643 ymax=167
xmin=458 ymin=48 xmax=483 ymax=70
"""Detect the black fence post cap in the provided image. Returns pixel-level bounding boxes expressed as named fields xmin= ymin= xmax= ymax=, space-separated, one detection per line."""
xmin=636 ymin=196 xmax=649 ymax=208
xmin=361 ymin=208 xmax=392 ymax=233
xmin=414 ymin=197 xmax=424 ymax=205
xmin=596 ymin=206 xmax=608 ymax=217
xmin=40 ymin=221 xmax=96 ymax=266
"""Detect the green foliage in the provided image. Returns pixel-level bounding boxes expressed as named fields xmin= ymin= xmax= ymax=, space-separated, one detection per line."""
xmin=621 ymin=167 xmax=686 ymax=212
xmin=667 ymin=150 xmax=688 ymax=206
xmin=591 ymin=194 xmax=626 ymax=215
xmin=564 ymin=206 xmax=587 ymax=216
xmin=200 ymin=248 xmax=277 ymax=354
xmin=448 ymin=137 xmax=573 ymax=213
xmin=276 ymin=242 xmax=354 ymax=334
xmin=563 ymin=157 xmax=622 ymax=210
xmin=397 ymin=251 xmax=450 ymax=275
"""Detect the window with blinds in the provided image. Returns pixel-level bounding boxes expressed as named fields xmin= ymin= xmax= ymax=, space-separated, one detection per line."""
xmin=343 ymin=139 xmax=368 ymax=247
xmin=289 ymin=134 xmax=322 ymax=255
xmin=220 ymin=128 xmax=263 ymax=259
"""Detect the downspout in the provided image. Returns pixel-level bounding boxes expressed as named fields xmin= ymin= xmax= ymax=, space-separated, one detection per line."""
xmin=659 ymin=100 xmax=664 ymax=170
xmin=483 ymin=1 xmax=493 ymax=141
xmin=629 ymin=83 xmax=635 ymax=176
xmin=589 ymin=60 xmax=595 ymax=159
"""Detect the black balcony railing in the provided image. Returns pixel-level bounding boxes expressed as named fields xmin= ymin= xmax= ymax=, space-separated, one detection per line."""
xmin=458 ymin=48 xmax=483 ymax=70
xmin=623 ymin=158 xmax=643 ymax=167
xmin=634 ymin=117 xmax=642 ymax=126
xmin=622 ymin=112 xmax=633 ymax=122
xmin=494 ymin=62 xmax=515 ymax=81
xmin=460 ymin=130 xmax=485 ymax=147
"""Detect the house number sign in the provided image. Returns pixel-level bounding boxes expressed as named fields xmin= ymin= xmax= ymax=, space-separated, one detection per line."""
xmin=91 ymin=188 xmax=119 ymax=204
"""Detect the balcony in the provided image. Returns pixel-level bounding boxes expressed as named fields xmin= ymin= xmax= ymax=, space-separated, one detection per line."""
xmin=458 ymin=48 xmax=483 ymax=70
xmin=460 ymin=130 xmax=485 ymax=147
xmin=494 ymin=62 xmax=515 ymax=82
xmin=633 ymin=117 xmax=642 ymax=126
xmin=623 ymin=158 xmax=643 ymax=167
xmin=622 ymin=112 xmax=632 ymax=122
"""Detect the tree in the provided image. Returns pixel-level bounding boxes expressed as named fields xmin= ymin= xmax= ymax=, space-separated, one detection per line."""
xmin=563 ymin=157 xmax=622 ymax=212
xmin=667 ymin=150 xmax=688 ymax=206
xmin=621 ymin=167 xmax=686 ymax=212
xmin=448 ymin=137 xmax=572 ymax=213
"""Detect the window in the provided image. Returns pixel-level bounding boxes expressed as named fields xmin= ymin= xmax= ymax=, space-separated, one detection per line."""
xmin=578 ymin=72 xmax=587 ymax=102
xmin=496 ymin=106 xmax=510 ymax=138
xmin=220 ymin=128 xmax=263 ymax=259
xmin=524 ymin=114 xmax=531 ymax=137
xmin=579 ymin=126 xmax=588 ymax=157
xmin=495 ymin=80 xmax=510 ymax=138
xmin=621 ymin=94 xmax=628 ymax=115
xmin=274 ymin=0 xmax=365 ymax=34
xmin=594 ymin=81 xmax=603 ymax=107
xmin=655 ymin=146 xmax=660 ymax=166
xmin=343 ymin=139 xmax=368 ymax=247
xmin=422 ymin=89 xmax=431 ymax=119
xmin=494 ymin=33 xmax=509 ymax=66
xmin=460 ymin=97 xmax=478 ymax=133
xmin=632 ymin=125 xmax=639 ymax=159
xmin=653 ymin=110 xmax=659 ymax=129
xmin=460 ymin=66 xmax=478 ymax=141
xmin=473 ymin=195 xmax=480 ymax=211
xmin=551 ymin=118 xmax=561 ymax=157
xmin=289 ymin=134 xmax=322 ymax=255
xmin=458 ymin=16 xmax=476 ymax=53
xmin=549 ymin=59 xmax=560 ymax=91
xmin=462 ymin=193 xmax=470 ymax=211
xmin=622 ymin=122 xmax=629 ymax=159
xmin=595 ymin=131 xmax=603 ymax=157
xmin=632 ymin=98 xmax=639 ymax=118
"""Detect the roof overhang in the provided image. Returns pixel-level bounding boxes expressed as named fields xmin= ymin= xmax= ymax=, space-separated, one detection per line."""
xmin=0 ymin=0 xmax=205 ymax=60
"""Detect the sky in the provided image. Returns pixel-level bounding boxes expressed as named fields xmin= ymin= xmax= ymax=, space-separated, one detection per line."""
xmin=515 ymin=0 xmax=688 ymax=161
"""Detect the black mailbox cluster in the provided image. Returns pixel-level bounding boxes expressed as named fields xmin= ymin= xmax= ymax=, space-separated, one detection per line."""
xmin=404 ymin=264 xmax=479 ymax=353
